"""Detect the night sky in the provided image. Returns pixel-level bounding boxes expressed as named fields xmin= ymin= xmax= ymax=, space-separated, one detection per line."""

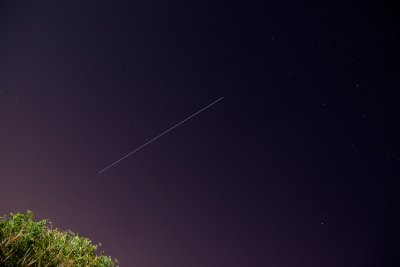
xmin=1 ymin=1 xmax=399 ymax=266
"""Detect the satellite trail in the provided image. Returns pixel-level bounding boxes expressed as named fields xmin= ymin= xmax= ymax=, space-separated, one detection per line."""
xmin=97 ymin=97 xmax=224 ymax=174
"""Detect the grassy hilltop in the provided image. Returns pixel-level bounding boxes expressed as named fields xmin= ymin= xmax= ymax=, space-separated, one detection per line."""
xmin=0 ymin=211 xmax=118 ymax=266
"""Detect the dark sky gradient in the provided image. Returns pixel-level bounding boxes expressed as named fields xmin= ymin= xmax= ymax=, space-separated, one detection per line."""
xmin=1 ymin=1 xmax=399 ymax=266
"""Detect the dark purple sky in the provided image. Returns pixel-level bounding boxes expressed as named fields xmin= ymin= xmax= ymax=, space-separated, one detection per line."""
xmin=1 ymin=1 xmax=399 ymax=266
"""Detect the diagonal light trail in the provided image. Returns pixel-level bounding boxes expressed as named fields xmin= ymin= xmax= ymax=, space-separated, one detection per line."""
xmin=97 ymin=97 xmax=224 ymax=174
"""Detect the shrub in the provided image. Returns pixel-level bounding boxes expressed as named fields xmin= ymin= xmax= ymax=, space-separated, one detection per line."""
xmin=0 ymin=211 xmax=118 ymax=266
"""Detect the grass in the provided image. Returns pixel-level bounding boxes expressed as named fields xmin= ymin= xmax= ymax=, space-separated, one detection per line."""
xmin=0 ymin=211 xmax=118 ymax=266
